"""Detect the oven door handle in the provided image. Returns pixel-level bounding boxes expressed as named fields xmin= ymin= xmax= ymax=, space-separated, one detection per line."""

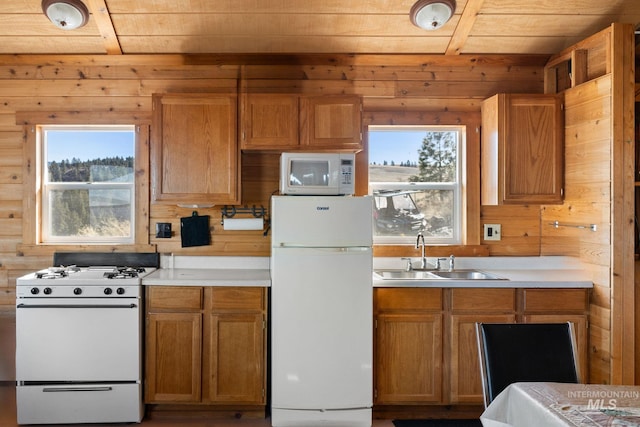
xmin=16 ymin=303 xmax=137 ymax=309
xmin=43 ymin=386 xmax=113 ymax=392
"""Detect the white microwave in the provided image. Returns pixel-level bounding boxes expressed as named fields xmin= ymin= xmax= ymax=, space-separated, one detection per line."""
xmin=280 ymin=152 xmax=355 ymax=195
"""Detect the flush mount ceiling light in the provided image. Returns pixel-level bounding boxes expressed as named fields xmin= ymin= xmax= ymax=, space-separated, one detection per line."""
xmin=41 ymin=0 xmax=89 ymax=30
xmin=410 ymin=0 xmax=456 ymax=30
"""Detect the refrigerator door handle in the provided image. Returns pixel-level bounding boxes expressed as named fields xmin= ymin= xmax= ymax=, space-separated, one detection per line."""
xmin=277 ymin=244 xmax=370 ymax=252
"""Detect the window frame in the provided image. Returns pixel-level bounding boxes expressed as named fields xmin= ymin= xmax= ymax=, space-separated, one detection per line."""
xmin=368 ymin=124 xmax=465 ymax=245
xmin=19 ymin=116 xmax=150 ymax=251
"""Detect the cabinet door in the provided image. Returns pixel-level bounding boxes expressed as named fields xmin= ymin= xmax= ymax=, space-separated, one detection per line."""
xmin=375 ymin=313 xmax=442 ymax=404
xmin=523 ymin=314 xmax=588 ymax=383
xmin=505 ymin=94 xmax=563 ymax=204
xmin=481 ymin=93 xmax=563 ymax=205
xmin=241 ymin=94 xmax=299 ymax=149
xmin=151 ymin=93 xmax=239 ymax=205
xmin=205 ymin=312 xmax=265 ymax=404
xmin=300 ymin=96 xmax=362 ymax=150
xmin=449 ymin=314 xmax=515 ymax=404
xmin=145 ymin=312 xmax=202 ymax=403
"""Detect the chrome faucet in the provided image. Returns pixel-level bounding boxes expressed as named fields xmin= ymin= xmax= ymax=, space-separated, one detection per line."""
xmin=401 ymin=257 xmax=413 ymax=271
xmin=436 ymin=255 xmax=455 ymax=271
xmin=415 ymin=232 xmax=427 ymax=269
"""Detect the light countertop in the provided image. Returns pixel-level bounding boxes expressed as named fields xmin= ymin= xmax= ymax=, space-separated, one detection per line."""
xmin=372 ymin=256 xmax=593 ymax=288
xmin=143 ymin=268 xmax=271 ymax=287
xmin=142 ymin=255 xmax=271 ymax=287
xmin=142 ymin=255 xmax=593 ymax=289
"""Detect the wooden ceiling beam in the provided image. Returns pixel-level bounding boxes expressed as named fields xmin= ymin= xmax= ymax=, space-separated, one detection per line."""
xmin=87 ymin=0 xmax=122 ymax=54
xmin=0 ymin=53 xmax=550 ymax=67
xmin=445 ymin=0 xmax=485 ymax=55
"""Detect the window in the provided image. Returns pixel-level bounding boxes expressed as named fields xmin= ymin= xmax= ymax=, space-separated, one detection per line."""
xmin=369 ymin=125 xmax=463 ymax=244
xmin=40 ymin=125 xmax=136 ymax=244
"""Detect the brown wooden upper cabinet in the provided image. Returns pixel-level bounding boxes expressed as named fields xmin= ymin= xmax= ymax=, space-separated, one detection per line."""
xmin=151 ymin=93 xmax=240 ymax=205
xmin=241 ymin=94 xmax=362 ymax=151
xmin=481 ymin=93 xmax=564 ymax=205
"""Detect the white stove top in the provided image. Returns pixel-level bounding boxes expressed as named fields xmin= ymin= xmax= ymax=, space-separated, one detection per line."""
xmin=16 ymin=266 xmax=156 ymax=298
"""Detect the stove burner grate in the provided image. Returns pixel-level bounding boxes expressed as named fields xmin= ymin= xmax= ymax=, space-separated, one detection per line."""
xmin=35 ymin=265 xmax=81 ymax=279
xmin=36 ymin=270 xmax=68 ymax=279
xmin=103 ymin=266 xmax=147 ymax=279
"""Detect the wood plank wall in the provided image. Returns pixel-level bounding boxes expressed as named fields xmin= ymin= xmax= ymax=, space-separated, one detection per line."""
xmin=0 ymin=53 xmax=547 ymax=307
xmin=540 ymin=23 xmax=637 ymax=385
xmin=544 ymin=76 xmax=613 ymax=384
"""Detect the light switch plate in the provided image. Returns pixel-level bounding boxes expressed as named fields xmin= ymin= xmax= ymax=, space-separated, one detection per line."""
xmin=483 ymin=224 xmax=501 ymax=241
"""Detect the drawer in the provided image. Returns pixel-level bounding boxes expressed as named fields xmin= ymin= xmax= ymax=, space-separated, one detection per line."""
xmin=451 ymin=288 xmax=515 ymax=311
xmin=374 ymin=288 xmax=442 ymax=312
xmin=208 ymin=287 xmax=265 ymax=311
xmin=146 ymin=286 xmax=203 ymax=310
xmin=523 ymin=289 xmax=588 ymax=312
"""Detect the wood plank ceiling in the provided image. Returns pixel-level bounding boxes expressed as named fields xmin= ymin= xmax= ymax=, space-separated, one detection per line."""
xmin=0 ymin=0 xmax=639 ymax=55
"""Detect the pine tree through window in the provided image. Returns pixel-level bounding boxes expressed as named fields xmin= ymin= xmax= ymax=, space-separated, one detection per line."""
xmin=368 ymin=125 xmax=463 ymax=244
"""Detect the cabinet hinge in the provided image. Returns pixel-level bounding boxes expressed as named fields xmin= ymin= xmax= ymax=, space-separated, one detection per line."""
xmin=263 ymin=320 xmax=266 ymax=330
xmin=374 ymin=389 xmax=377 ymax=399
xmin=262 ymin=388 xmax=265 ymax=397
xmin=374 ymin=319 xmax=377 ymax=329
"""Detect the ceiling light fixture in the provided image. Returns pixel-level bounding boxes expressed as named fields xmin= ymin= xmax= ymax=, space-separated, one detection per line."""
xmin=410 ymin=0 xmax=456 ymax=31
xmin=41 ymin=0 xmax=90 ymax=30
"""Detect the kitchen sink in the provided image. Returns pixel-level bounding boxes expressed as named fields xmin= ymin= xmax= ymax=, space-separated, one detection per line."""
xmin=373 ymin=270 xmax=441 ymax=280
xmin=430 ymin=270 xmax=507 ymax=280
xmin=373 ymin=269 xmax=507 ymax=281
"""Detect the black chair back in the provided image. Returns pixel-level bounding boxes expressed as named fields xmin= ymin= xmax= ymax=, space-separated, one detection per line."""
xmin=476 ymin=322 xmax=580 ymax=407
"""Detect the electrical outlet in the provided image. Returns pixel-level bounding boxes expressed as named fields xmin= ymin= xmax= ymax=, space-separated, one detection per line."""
xmin=155 ymin=222 xmax=172 ymax=238
xmin=483 ymin=224 xmax=501 ymax=241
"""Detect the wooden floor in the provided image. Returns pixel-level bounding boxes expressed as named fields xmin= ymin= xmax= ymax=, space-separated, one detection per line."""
xmin=0 ymin=383 xmax=394 ymax=427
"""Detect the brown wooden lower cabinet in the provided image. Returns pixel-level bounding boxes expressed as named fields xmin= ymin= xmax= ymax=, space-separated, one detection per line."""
xmin=449 ymin=288 xmax=516 ymax=404
xmin=145 ymin=286 xmax=267 ymax=406
xmin=375 ymin=312 xmax=443 ymax=404
xmin=522 ymin=288 xmax=590 ymax=383
xmin=374 ymin=288 xmax=443 ymax=405
xmin=374 ymin=287 xmax=590 ymax=411
xmin=146 ymin=311 xmax=203 ymax=402
xmin=449 ymin=313 xmax=516 ymax=404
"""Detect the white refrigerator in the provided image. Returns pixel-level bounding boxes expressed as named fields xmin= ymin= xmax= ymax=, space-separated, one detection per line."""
xmin=270 ymin=195 xmax=373 ymax=427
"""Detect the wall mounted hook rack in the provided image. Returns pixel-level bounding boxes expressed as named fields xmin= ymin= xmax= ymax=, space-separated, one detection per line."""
xmin=550 ymin=220 xmax=597 ymax=232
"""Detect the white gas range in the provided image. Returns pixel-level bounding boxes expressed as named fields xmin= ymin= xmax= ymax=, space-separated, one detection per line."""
xmin=15 ymin=252 xmax=159 ymax=425
xmin=17 ymin=266 xmax=150 ymax=298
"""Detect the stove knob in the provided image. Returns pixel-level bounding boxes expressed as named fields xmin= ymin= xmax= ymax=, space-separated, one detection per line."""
xmin=43 ymin=287 xmax=52 ymax=295
xmin=73 ymin=287 xmax=82 ymax=295
xmin=116 ymin=287 xmax=125 ymax=295
xmin=104 ymin=288 xmax=113 ymax=295
xmin=30 ymin=287 xmax=39 ymax=295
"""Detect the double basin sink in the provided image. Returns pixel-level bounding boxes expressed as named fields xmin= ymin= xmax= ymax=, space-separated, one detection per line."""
xmin=374 ymin=269 xmax=507 ymax=281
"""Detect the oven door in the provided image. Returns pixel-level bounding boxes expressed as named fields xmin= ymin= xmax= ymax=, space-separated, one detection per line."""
xmin=16 ymin=297 xmax=141 ymax=382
